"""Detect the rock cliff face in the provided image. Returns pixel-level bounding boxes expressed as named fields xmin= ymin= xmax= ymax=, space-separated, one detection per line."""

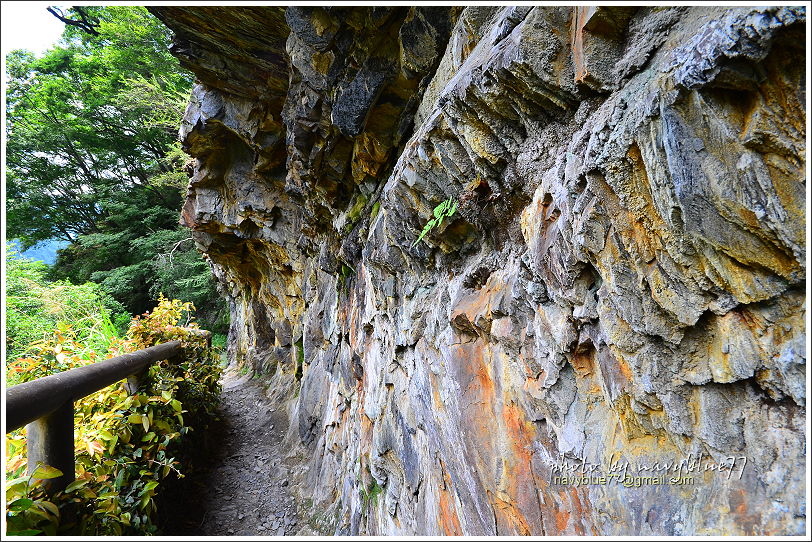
xmin=151 ymin=6 xmax=806 ymax=535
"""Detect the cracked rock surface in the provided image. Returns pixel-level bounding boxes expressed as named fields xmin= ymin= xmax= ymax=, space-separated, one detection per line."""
xmin=151 ymin=6 xmax=806 ymax=536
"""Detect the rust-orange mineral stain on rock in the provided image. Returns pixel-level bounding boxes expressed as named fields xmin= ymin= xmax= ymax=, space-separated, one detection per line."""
xmin=729 ymin=488 xmax=761 ymax=535
xmin=566 ymin=487 xmax=590 ymax=535
xmin=499 ymin=402 xmax=538 ymax=533
xmin=429 ymin=370 xmax=444 ymax=410
xmin=450 ymin=340 xmax=495 ymax=412
xmin=359 ymin=412 xmax=374 ymax=457
xmin=570 ymin=348 xmax=594 ymax=378
xmin=438 ymin=459 xmax=463 ymax=536
xmin=491 ymin=492 xmax=532 ymax=535
xmin=555 ymin=508 xmax=571 ymax=532
xmin=449 ymin=339 xmax=498 ymax=480
xmin=616 ymin=352 xmax=634 ymax=383
xmin=439 ymin=487 xmax=463 ymax=535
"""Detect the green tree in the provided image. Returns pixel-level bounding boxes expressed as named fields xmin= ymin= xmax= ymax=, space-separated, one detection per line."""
xmin=6 ymin=6 xmax=191 ymax=246
xmin=6 ymin=7 xmax=226 ymax=329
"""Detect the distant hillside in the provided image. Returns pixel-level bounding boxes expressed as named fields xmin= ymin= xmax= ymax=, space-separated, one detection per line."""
xmin=9 ymin=239 xmax=68 ymax=265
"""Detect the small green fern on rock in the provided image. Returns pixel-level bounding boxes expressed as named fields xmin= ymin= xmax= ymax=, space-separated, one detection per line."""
xmin=412 ymin=197 xmax=458 ymax=247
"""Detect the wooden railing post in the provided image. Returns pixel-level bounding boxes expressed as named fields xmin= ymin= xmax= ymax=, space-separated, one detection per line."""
xmin=125 ymin=370 xmax=147 ymax=394
xmin=26 ymin=401 xmax=74 ymax=494
xmin=6 ymin=333 xmax=211 ymax=495
xmin=6 ymin=339 xmax=188 ymax=494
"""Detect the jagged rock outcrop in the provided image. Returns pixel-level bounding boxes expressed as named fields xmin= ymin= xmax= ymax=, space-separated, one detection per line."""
xmin=151 ymin=6 xmax=806 ymax=535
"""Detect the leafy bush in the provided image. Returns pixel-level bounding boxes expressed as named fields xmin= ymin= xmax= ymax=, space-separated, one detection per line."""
xmin=5 ymin=298 xmax=222 ymax=536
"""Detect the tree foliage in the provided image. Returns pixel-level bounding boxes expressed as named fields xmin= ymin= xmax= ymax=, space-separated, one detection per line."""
xmin=6 ymin=6 xmax=191 ymax=245
xmin=5 ymin=7 xmax=226 ymax=329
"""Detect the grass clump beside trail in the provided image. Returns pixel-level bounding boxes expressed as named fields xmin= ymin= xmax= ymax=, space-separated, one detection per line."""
xmin=5 ymin=246 xmax=130 ymax=369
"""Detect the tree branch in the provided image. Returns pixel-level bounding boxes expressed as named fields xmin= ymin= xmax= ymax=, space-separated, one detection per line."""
xmin=47 ymin=6 xmax=101 ymax=36
xmin=159 ymin=237 xmax=194 ymax=268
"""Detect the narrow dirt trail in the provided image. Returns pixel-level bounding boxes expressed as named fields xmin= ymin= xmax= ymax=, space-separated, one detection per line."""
xmin=160 ymin=367 xmax=302 ymax=536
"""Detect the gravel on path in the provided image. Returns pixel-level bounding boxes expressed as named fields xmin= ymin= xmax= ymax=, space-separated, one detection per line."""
xmin=159 ymin=367 xmax=302 ymax=536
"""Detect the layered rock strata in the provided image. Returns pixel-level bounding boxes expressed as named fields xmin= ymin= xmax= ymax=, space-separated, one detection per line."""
xmin=151 ymin=6 xmax=807 ymax=535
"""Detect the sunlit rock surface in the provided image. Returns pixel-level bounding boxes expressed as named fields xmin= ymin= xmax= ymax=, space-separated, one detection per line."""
xmin=151 ymin=6 xmax=806 ymax=535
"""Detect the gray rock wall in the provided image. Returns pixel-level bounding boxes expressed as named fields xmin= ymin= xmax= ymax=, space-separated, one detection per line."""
xmin=152 ymin=6 xmax=806 ymax=535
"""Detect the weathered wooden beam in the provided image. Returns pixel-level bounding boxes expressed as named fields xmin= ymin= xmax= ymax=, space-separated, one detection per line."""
xmin=26 ymin=402 xmax=74 ymax=493
xmin=5 ymin=340 xmax=182 ymax=432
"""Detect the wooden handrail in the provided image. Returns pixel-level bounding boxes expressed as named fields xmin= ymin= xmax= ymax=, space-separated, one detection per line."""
xmin=6 ymin=341 xmax=182 ymax=432
xmin=4 ymin=331 xmax=210 ymax=492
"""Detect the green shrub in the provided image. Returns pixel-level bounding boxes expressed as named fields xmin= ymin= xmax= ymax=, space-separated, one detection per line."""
xmin=5 ymin=298 xmax=222 ymax=536
xmin=5 ymin=244 xmax=128 ymax=371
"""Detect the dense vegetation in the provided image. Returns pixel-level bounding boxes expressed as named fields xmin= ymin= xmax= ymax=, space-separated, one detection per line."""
xmin=5 ymin=259 xmax=222 ymax=535
xmin=5 ymin=246 xmax=129 ymax=369
xmin=5 ymin=7 xmax=227 ymax=536
xmin=5 ymin=6 xmax=227 ymax=332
